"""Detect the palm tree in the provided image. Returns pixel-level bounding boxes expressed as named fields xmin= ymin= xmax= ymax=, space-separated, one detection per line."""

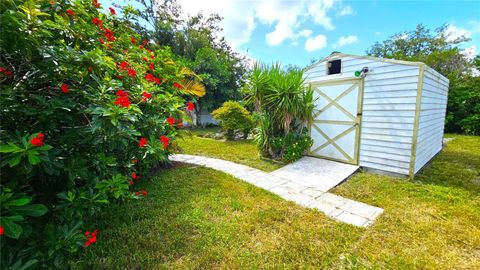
xmin=245 ymin=62 xmax=315 ymax=158
xmin=243 ymin=62 xmax=269 ymax=113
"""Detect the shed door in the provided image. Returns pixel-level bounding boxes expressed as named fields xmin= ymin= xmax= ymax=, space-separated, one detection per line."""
xmin=309 ymin=79 xmax=363 ymax=165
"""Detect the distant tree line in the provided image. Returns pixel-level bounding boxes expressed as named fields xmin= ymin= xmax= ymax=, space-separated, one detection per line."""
xmin=367 ymin=24 xmax=480 ymax=135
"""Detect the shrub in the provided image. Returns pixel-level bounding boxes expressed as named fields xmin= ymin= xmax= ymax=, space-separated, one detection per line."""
xmin=281 ymin=131 xmax=314 ymax=162
xmin=211 ymin=101 xmax=253 ymax=140
xmin=445 ymin=75 xmax=480 ymax=135
xmin=0 ymin=0 xmax=204 ymax=268
xmin=246 ymin=63 xmax=314 ymax=161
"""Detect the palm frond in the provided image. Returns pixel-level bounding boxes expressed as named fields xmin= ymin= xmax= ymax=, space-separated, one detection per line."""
xmin=180 ymin=78 xmax=206 ymax=97
xmin=180 ymin=67 xmax=202 ymax=80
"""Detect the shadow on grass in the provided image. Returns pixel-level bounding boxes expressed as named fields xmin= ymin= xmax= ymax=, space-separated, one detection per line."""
xmin=70 ymin=165 xmax=360 ymax=269
xmin=414 ymin=137 xmax=480 ymax=194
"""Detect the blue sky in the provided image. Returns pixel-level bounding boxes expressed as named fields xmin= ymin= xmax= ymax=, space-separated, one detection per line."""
xmin=175 ymin=0 xmax=480 ymax=68
xmin=106 ymin=1 xmax=479 ymax=67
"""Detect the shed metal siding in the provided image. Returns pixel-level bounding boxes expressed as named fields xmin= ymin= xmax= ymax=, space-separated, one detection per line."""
xmin=305 ymin=56 xmax=419 ymax=175
xmin=414 ymin=67 xmax=449 ymax=173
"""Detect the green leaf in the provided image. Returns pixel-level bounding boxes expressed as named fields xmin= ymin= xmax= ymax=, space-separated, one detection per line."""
xmin=36 ymin=145 xmax=53 ymax=151
xmin=17 ymin=259 xmax=39 ymax=270
xmin=0 ymin=144 xmax=22 ymax=153
xmin=0 ymin=218 xmax=23 ymax=239
xmin=6 ymin=215 xmax=25 ymax=222
xmin=11 ymin=204 xmax=48 ymax=217
xmin=8 ymin=155 xmax=22 ymax=167
xmin=9 ymin=197 xmax=31 ymax=206
xmin=27 ymin=151 xmax=41 ymax=165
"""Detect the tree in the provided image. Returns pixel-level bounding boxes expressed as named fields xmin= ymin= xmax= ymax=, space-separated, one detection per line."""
xmin=134 ymin=0 xmax=247 ymax=125
xmin=0 ymin=0 xmax=204 ymax=267
xmin=366 ymin=24 xmax=480 ymax=134
xmin=367 ymin=24 xmax=473 ymax=79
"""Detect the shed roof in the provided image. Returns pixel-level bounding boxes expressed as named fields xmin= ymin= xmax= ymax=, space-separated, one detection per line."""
xmin=305 ymin=53 xmax=448 ymax=83
xmin=305 ymin=53 xmax=424 ymax=71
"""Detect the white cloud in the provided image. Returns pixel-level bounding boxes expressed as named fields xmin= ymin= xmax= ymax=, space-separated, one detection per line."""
xmin=333 ymin=35 xmax=358 ymax=48
xmin=299 ymin=29 xmax=313 ymax=38
xmin=374 ymin=31 xmax=382 ymax=36
xmin=461 ymin=45 xmax=477 ymax=61
xmin=177 ymin=0 xmax=340 ymax=50
xmin=443 ymin=24 xmax=472 ymax=42
xmin=460 ymin=45 xmax=479 ymax=76
xmin=339 ymin=6 xmax=354 ymax=16
xmin=266 ymin=20 xmax=295 ymax=46
xmin=305 ymin=35 xmax=328 ymax=52
xmin=307 ymin=2 xmax=335 ymax=31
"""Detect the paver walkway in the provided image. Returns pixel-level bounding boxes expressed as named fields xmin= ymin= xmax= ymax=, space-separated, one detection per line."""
xmin=270 ymin=156 xmax=359 ymax=192
xmin=171 ymin=154 xmax=384 ymax=227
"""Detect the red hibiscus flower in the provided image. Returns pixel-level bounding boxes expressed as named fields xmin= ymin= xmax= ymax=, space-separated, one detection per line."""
xmin=127 ymin=68 xmax=137 ymax=77
xmin=166 ymin=117 xmax=175 ymax=126
xmin=187 ymin=102 xmax=195 ymax=111
xmin=109 ymin=7 xmax=116 ymax=15
xmin=84 ymin=230 xmax=99 ymax=247
xmin=104 ymin=28 xmax=116 ymax=42
xmin=132 ymin=172 xmax=139 ymax=180
xmin=0 ymin=226 xmax=4 ymax=236
xmin=129 ymin=180 xmax=134 ymax=185
xmin=138 ymin=137 xmax=148 ymax=147
xmin=88 ymin=66 xmax=93 ymax=73
xmin=0 ymin=68 xmax=13 ymax=76
xmin=92 ymin=0 xmax=101 ymax=8
xmin=91 ymin=17 xmax=102 ymax=26
xmin=149 ymin=63 xmax=154 ymax=71
xmin=118 ymin=61 xmax=129 ymax=70
xmin=142 ymin=91 xmax=152 ymax=101
xmin=141 ymin=190 xmax=147 ymax=197
xmin=142 ymin=57 xmax=148 ymax=62
xmin=145 ymin=73 xmax=162 ymax=85
xmin=160 ymin=136 xmax=169 ymax=149
xmin=30 ymin=133 xmax=45 ymax=147
xmin=145 ymin=73 xmax=155 ymax=82
xmin=115 ymin=89 xmax=128 ymax=97
xmin=135 ymin=191 xmax=139 ymax=196
xmin=138 ymin=45 xmax=143 ymax=49
xmin=114 ymin=97 xmax=131 ymax=108
xmin=98 ymin=38 xmax=104 ymax=44
xmin=60 ymin=83 xmax=69 ymax=93
xmin=66 ymin=9 xmax=75 ymax=16
xmin=130 ymin=36 xmax=136 ymax=44
xmin=132 ymin=158 xmax=138 ymax=163
xmin=150 ymin=54 xmax=154 ymax=59
xmin=173 ymin=83 xmax=184 ymax=89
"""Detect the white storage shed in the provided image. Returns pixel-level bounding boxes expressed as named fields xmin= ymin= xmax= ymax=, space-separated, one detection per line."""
xmin=304 ymin=53 xmax=449 ymax=177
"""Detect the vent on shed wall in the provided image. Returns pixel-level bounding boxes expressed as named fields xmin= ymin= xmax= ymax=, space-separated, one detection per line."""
xmin=327 ymin=59 xmax=341 ymax=75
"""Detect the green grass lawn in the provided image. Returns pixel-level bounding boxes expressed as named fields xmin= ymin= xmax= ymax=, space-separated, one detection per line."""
xmin=71 ymin=134 xmax=480 ymax=269
xmin=177 ymin=128 xmax=284 ymax=172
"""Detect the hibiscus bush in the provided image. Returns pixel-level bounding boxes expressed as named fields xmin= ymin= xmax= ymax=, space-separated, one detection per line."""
xmin=0 ymin=0 xmax=204 ymax=268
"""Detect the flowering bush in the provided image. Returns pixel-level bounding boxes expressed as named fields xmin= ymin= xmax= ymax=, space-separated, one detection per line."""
xmin=271 ymin=130 xmax=313 ymax=162
xmin=0 ymin=0 xmax=204 ymax=268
